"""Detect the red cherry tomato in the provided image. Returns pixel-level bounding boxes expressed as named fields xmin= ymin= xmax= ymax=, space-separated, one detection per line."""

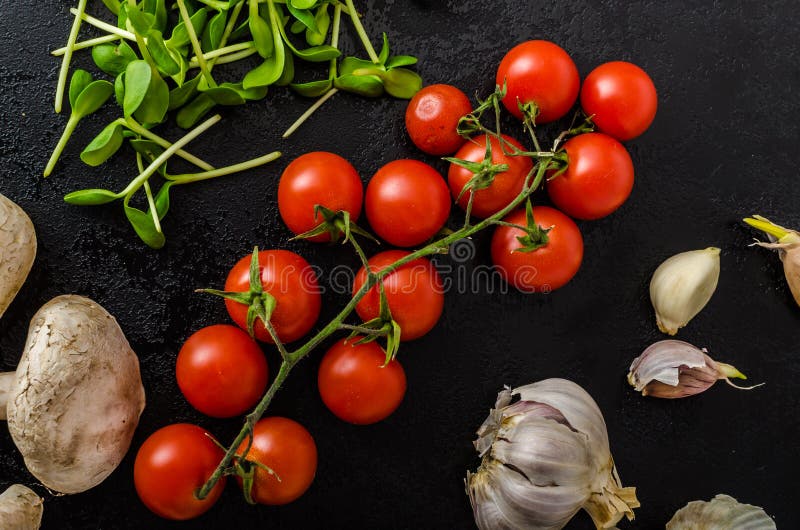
xmin=491 ymin=206 xmax=583 ymax=292
xmin=176 ymin=325 xmax=268 ymax=418
xmin=224 ymin=250 xmax=321 ymax=343
xmin=365 ymin=160 xmax=451 ymax=247
xmin=318 ymin=338 xmax=407 ymax=425
xmin=581 ymin=61 xmax=657 ymax=141
xmin=235 ymin=417 xmax=317 ymax=505
xmin=352 ymin=250 xmax=444 ymax=341
xmin=134 ymin=424 xmax=226 ymax=520
xmin=405 ymin=84 xmax=472 ymax=155
xmin=278 ymin=152 xmax=363 ymax=242
xmin=547 ymin=133 xmax=634 ymax=220
xmin=447 ymin=134 xmax=533 ymax=219
xmin=496 ymin=40 xmax=580 ymax=123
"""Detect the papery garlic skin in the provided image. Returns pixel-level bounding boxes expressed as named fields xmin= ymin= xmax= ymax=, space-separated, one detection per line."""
xmin=467 ymin=379 xmax=639 ymax=530
xmin=627 ymin=340 xmax=750 ymax=399
xmin=650 ymin=247 xmax=720 ymax=335
xmin=666 ymin=494 xmax=776 ymax=530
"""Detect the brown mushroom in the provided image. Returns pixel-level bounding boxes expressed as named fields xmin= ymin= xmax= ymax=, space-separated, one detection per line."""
xmin=0 ymin=484 xmax=43 ymax=530
xmin=0 ymin=295 xmax=146 ymax=494
xmin=0 ymin=193 xmax=36 ymax=317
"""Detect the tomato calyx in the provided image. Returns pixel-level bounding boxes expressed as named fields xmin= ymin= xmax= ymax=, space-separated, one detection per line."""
xmin=445 ymin=135 xmax=510 ymax=208
xmin=510 ymin=199 xmax=551 ymax=253
xmin=342 ymin=282 xmax=401 ymax=364
xmin=291 ymin=205 xmax=377 ymax=245
xmin=198 ymin=247 xmax=279 ymax=342
xmin=231 ymin=455 xmax=282 ymax=505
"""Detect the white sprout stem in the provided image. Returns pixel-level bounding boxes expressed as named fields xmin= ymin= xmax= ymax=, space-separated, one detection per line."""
xmin=191 ymin=47 xmax=258 ymax=68
xmin=123 ymin=118 xmax=214 ymax=171
xmin=0 ymin=372 xmax=13 ymax=420
xmin=282 ymin=88 xmax=339 ymax=139
xmin=51 ymin=33 xmax=120 ymax=56
xmin=345 ymin=0 xmax=380 ymax=64
xmin=120 ymin=114 xmax=222 ymax=197
xmin=176 ymin=0 xmax=216 ymax=87
xmin=56 ymin=0 xmax=88 ymax=113
xmin=143 ymin=180 xmax=163 ymax=233
xmin=69 ymin=8 xmax=136 ymax=40
xmin=168 ymin=151 xmax=282 ymax=184
xmin=189 ymin=41 xmax=255 ymax=67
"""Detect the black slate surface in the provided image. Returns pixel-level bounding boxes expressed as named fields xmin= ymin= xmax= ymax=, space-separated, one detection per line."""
xmin=1 ymin=0 xmax=799 ymax=528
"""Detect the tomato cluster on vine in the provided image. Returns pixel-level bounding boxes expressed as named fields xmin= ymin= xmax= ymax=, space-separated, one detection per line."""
xmin=132 ymin=38 xmax=656 ymax=522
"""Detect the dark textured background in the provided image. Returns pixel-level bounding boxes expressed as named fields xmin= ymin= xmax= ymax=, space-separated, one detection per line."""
xmin=1 ymin=0 xmax=798 ymax=528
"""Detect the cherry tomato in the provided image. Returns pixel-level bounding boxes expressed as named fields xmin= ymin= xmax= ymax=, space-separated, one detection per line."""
xmin=278 ymin=152 xmax=363 ymax=242
xmin=224 ymin=250 xmax=321 ymax=343
xmin=547 ymin=133 xmax=634 ymax=220
xmin=405 ymin=84 xmax=472 ymax=155
xmin=491 ymin=206 xmax=583 ymax=292
xmin=235 ymin=417 xmax=317 ymax=505
xmin=447 ymin=134 xmax=533 ymax=219
xmin=581 ymin=61 xmax=657 ymax=141
xmin=352 ymin=250 xmax=444 ymax=341
xmin=176 ymin=325 xmax=268 ymax=418
xmin=318 ymin=338 xmax=407 ymax=425
xmin=134 ymin=424 xmax=226 ymax=520
xmin=365 ymin=160 xmax=451 ymax=247
xmin=496 ymin=40 xmax=580 ymax=123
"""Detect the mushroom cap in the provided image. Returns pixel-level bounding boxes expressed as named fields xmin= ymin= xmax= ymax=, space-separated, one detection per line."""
xmin=6 ymin=295 xmax=146 ymax=494
xmin=0 ymin=193 xmax=37 ymax=318
xmin=0 ymin=484 xmax=43 ymax=530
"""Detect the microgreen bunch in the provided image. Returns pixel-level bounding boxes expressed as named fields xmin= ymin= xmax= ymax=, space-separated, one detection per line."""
xmin=48 ymin=0 xmax=422 ymax=247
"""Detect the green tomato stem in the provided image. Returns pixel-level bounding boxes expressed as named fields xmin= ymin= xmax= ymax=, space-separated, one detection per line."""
xmin=51 ymin=33 xmax=120 ymax=57
xmin=55 ymin=0 xmax=88 ymax=113
xmin=282 ymin=88 xmax=339 ymax=139
xmin=44 ymin=115 xmax=81 ymax=177
xmin=69 ymin=8 xmax=136 ymax=41
xmin=167 ymin=151 xmax=281 ymax=184
xmin=120 ymin=114 xmax=222 ymax=197
xmin=176 ymin=0 xmax=217 ymax=88
xmin=123 ymin=117 xmax=215 ymax=171
xmin=344 ymin=0 xmax=380 ymax=63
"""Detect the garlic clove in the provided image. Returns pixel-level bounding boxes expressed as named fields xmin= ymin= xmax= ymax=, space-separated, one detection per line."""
xmin=666 ymin=494 xmax=776 ymax=529
xmin=627 ymin=340 xmax=761 ymax=399
xmin=649 ymin=247 xmax=720 ymax=335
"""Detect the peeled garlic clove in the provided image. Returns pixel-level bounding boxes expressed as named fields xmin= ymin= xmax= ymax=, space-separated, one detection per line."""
xmin=467 ymin=379 xmax=639 ymax=530
xmin=666 ymin=494 xmax=776 ymax=529
xmin=744 ymin=215 xmax=800 ymax=307
xmin=650 ymin=247 xmax=720 ymax=335
xmin=627 ymin=340 xmax=759 ymax=399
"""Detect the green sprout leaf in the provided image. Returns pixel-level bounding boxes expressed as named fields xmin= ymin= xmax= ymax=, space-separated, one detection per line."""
xmin=334 ymin=74 xmax=384 ymax=97
xmin=286 ymin=3 xmax=317 ymax=34
xmin=146 ymin=30 xmax=181 ymax=76
xmin=290 ymin=0 xmax=316 ymax=9
xmin=166 ymin=7 xmax=208 ymax=48
xmin=378 ymin=67 xmax=422 ymax=99
xmin=101 ymin=0 xmax=122 ymax=15
xmin=305 ymin=3 xmax=330 ymax=46
xmin=154 ymin=181 xmax=174 ymax=220
xmin=125 ymin=3 xmax=155 ymax=34
xmin=339 ymin=56 xmax=376 ymax=76
xmin=92 ymin=41 xmax=139 ymax=76
xmin=81 ymin=121 xmax=125 ymax=166
xmin=142 ymin=0 xmax=168 ymax=33
xmin=378 ymin=32 xmax=390 ymax=65
xmin=64 ymin=188 xmax=121 ymax=205
xmin=168 ymin=75 xmax=200 ymax=110
xmin=290 ymin=18 xmax=306 ymax=34
xmin=123 ymin=60 xmax=152 ymax=116
xmin=114 ymin=71 xmax=126 ymax=106
xmin=176 ymin=93 xmax=217 ymax=128
xmin=124 ymin=193 xmax=166 ymax=249
xmin=134 ymin=72 xmax=169 ymax=124
xmin=385 ymin=55 xmax=417 ymax=69
xmin=275 ymin=51 xmax=295 ymax=87
xmin=73 ymin=80 xmax=115 ymax=118
xmin=68 ymin=69 xmax=93 ymax=109
xmin=249 ymin=12 xmax=274 ymax=58
xmin=202 ymin=10 xmax=227 ymax=51
xmin=289 ymin=78 xmax=331 ymax=98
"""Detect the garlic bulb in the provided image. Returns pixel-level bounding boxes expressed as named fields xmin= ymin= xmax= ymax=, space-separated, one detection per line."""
xmin=744 ymin=215 xmax=800 ymax=307
xmin=666 ymin=494 xmax=776 ymax=529
xmin=650 ymin=247 xmax=720 ymax=335
xmin=627 ymin=340 xmax=761 ymax=398
xmin=467 ymin=379 xmax=639 ymax=530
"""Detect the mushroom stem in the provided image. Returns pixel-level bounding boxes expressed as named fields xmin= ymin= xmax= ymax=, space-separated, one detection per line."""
xmin=0 ymin=371 xmax=13 ymax=420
